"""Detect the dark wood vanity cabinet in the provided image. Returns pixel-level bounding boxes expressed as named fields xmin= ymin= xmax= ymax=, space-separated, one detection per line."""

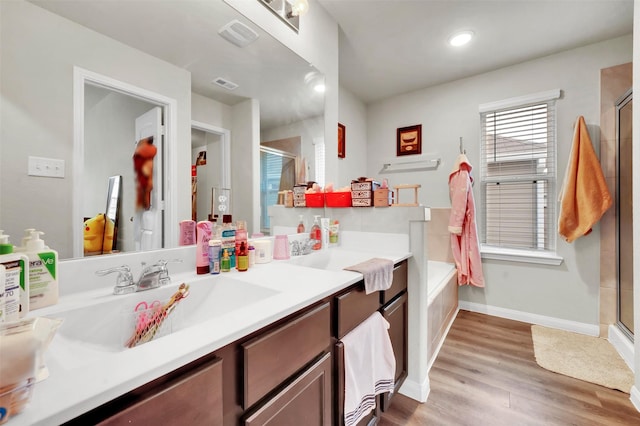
xmin=334 ymin=260 xmax=409 ymax=424
xmin=68 ymin=260 xmax=408 ymax=426
xmin=66 ymin=355 xmax=224 ymax=425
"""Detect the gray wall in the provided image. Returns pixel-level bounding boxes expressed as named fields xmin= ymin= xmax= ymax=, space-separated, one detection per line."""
xmin=357 ymin=35 xmax=632 ymax=326
xmin=0 ymin=0 xmax=192 ymax=258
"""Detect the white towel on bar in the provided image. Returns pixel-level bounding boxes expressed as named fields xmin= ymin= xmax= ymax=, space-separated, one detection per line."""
xmin=342 ymin=311 xmax=396 ymax=426
xmin=344 ymin=258 xmax=394 ymax=294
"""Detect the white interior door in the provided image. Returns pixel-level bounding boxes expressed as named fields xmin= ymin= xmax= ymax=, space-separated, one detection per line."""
xmin=134 ymin=107 xmax=163 ymax=251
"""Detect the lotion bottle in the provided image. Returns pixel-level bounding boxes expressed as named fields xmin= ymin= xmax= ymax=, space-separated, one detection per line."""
xmin=196 ymin=221 xmax=212 ymax=274
xmin=0 ymin=233 xmax=29 ymax=321
xmin=23 ymin=231 xmax=58 ymax=310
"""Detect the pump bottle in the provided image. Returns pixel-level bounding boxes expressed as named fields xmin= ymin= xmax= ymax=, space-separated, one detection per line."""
xmin=310 ymin=215 xmax=322 ymax=250
xmin=23 ymin=231 xmax=58 ymax=310
xmin=0 ymin=233 xmax=29 ymax=321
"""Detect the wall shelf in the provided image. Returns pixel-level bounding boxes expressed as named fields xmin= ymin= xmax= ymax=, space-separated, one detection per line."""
xmin=380 ymin=155 xmax=441 ymax=173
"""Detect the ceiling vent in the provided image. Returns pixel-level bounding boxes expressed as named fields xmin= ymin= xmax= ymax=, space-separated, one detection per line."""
xmin=212 ymin=77 xmax=239 ymax=91
xmin=218 ymin=20 xmax=259 ymax=48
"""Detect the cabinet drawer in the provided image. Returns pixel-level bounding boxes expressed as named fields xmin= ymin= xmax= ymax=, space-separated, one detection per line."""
xmin=335 ymin=283 xmax=380 ymax=339
xmin=381 ymin=260 xmax=408 ymax=305
xmin=97 ymin=357 xmax=223 ymax=425
xmin=243 ymin=302 xmax=331 ymax=409
xmin=243 ymin=352 xmax=332 ymax=426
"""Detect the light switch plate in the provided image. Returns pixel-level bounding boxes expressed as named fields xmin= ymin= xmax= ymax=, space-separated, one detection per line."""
xmin=28 ymin=156 xmax=65 ymax=178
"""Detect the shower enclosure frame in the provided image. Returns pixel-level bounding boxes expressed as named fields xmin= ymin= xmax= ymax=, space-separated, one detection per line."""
xmin=616 ymin=87 xmax=634 ymax=341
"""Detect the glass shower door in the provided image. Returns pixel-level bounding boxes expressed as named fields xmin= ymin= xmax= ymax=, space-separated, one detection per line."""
xmin=617 ymin=88 xmax=633 ymax=338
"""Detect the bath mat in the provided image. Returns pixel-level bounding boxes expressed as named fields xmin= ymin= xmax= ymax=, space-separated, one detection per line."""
xmin=531 ymin=325 xmax=634 ymax=393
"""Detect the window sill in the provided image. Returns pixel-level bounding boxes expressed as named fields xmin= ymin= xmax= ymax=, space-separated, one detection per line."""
xmin=480 ymin=245 xmax=564 ymax=266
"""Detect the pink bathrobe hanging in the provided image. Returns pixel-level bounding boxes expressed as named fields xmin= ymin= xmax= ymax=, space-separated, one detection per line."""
xmin=448 ymin=154 xmax=485 ymax=288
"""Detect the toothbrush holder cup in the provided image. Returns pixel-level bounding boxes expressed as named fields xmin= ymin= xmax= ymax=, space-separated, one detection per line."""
xmin=273 ymin=235 xmax=290 ymax=260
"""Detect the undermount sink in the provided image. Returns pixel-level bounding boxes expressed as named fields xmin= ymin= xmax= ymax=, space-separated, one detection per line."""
xmin=286 ymin=249 xmax=394 ymax=271
xmin=50 ymin=277 xmax=278 ymax=352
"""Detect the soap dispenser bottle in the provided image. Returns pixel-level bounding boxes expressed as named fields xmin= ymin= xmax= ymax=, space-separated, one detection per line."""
xmin=297 ymin=215 xmax=305 ymax=233
xmin=24 ymin=231 xmax=58 ymax=310
xmin=0 ymin=233 xmax=29 ymax=321
xmin=310 ymin=215 xmax=322 ymax=250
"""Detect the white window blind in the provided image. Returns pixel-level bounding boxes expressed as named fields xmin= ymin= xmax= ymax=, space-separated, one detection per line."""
xmin=479 ymin=96 xmax=557 ymax=252
xmin=314 ymin=140 xmax=325 ymax=187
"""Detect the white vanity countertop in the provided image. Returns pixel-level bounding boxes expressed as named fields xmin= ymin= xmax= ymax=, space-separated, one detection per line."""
xmin=12 ymin=247 xmax=411 ymax=426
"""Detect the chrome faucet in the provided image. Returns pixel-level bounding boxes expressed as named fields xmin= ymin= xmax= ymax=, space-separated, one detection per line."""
xmin=290 ymin=238 xmax=316 ymax=256
xmin=96 ymin=259 xmax=182 ymax=295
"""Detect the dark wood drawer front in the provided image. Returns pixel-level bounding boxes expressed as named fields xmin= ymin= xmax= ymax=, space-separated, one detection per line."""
xmin=381 ymin=260 xmax=408 ymax=305
xmin=243 ymin=302 xmax=331 ymax=409
xmin=243 ymin=352 xmax=332 ymax=426
xmin=380 ymin=293 xmax=408 ymax=412
xmin=98 ymin=357 xmax=223 ymax=425
xmin=336 ymin=283 xmax=380 ymax=339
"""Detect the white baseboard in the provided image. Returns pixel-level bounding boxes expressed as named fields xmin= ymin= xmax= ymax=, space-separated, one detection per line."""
xmin=608 ymin=324 xmax=635 ymax=372
xmin=458 ymin=301 xmax=600 ymax=336
xmin=398 ymin=376 xmax=430 ymax=403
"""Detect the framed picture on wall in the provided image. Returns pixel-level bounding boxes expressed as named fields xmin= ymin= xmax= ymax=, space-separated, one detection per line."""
xmin=397 ymin=124 xmax=422 ymax=156
xmin=338 ymin=123 xmax=346 ymax=158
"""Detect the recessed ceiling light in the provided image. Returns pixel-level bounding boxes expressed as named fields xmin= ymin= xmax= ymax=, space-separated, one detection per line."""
xmin=449 ymin=30 xmax=474 ymax=47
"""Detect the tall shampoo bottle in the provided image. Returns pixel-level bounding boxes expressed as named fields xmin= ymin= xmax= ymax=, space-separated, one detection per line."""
xmin=196 ymin=221 xmax=212 ymax=274
xmin=22 ymin=231 xmax=58 ymax=310
xmin=0 ymin=233 xmax=29 ymax=321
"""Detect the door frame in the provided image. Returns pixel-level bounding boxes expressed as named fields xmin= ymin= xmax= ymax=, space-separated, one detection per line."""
xmin=72 ymin=66 xmax=178 ymax=257
xmin=191 ymin=120 xmax=231 ymax=190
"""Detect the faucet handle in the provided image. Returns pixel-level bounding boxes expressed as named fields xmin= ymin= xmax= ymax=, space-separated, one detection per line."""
xmin=96 ymin=265 xmax=135 ymax=294
xmin=155 ymin=259 xmax=183 ymax=285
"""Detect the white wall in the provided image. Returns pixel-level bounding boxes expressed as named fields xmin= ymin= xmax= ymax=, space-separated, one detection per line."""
xmin=0 ymin=0 xmax=192 ymax=259
xmin=366 ymin=35 xmax=632 ymax=326
xmin=192 ymin=92 xmax=232 ymax=129
xmin=223 ymin=0 xmax=340 ymax=184
xmin=232 ymin=99 xmax=261 ymax=234
xmin=337 ymin=86 xmax=368 ymax=185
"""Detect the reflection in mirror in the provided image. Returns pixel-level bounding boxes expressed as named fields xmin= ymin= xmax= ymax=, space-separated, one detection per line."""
xmin=1 ymin=0 xmax=324 ymax=260
xmin=191 ymin=122 xmax=231 ymax=223
xmin=83 ymin=83 xmax=165 ymax=257
xmin=260 ymin=146 xmax=298 ymax=234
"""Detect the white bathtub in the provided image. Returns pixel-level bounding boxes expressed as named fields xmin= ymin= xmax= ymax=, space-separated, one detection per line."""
xmin=426 ymin=261 xmax=458 ymax=368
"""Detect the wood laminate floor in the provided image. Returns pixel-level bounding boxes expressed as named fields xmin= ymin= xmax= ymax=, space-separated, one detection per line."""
xmin=379 ymin=310 xmax=640 ymax=426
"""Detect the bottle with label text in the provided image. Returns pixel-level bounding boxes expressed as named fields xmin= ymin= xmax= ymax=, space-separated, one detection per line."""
xmin=0 ymin=233 xmax=29 ymax=321
xmin=237 ymin=241 xmax=248 ymax=272
xmin=235 ymin=220 xmax=248 ymax=270
xmin=23 ymin=231 xmax=58 ymax=310
xmin=220 ymin=249 xmax=231 ymax=272
xmin=221 ymin=215 xmax=236 ymax=269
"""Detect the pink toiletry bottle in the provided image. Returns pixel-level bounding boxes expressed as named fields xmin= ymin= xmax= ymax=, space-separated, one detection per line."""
xmin=179 ymin=220 xmax=196 ymax=245
xmin=196 ymin=221 xmax=212 ymax=274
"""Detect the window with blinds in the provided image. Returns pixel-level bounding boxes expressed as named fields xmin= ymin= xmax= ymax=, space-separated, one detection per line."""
xmin=314 ymin=140 xmax=325 ymax=187
xmin=479 ymin=98 xmax=557 ymax=252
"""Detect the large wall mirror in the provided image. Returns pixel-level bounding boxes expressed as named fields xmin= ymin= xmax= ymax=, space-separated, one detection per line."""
xmin=1 ymin=0 xmax=325 ymax=260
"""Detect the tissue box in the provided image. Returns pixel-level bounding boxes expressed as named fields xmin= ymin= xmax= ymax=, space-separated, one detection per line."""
xmin=304 ymin=192 xmax=325 ymax=208
xmin=325 ymin=191 xmax=352 ymax=207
